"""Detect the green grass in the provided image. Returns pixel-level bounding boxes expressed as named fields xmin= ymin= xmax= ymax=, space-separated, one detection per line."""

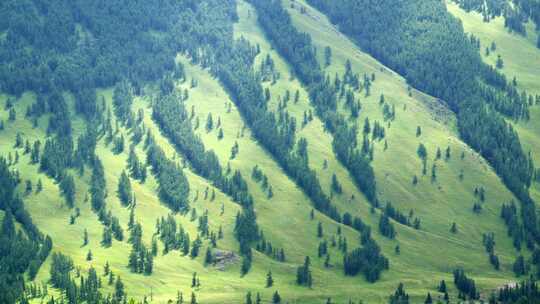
xmin=0 ymin=1 xmax=537 ymax=303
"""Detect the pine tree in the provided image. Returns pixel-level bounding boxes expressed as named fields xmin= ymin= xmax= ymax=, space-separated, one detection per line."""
xmin=317 ymin=222 xmax=323 ymax=238
xmin=450 ymin=222 xmax=458 ymax=234
xmin=117 ymin=171 xmax=133 ymax=206
xmin=272 ymin=291 xmax=281 ymax=304
xmin=206 ymin=113 xmax=214 ymax=132
xmin=424 ymin=292 xmax=432 ymax=304
xmin=245 ymin=291 xmax=252 ymax=304
xmin=115 ymin=277 xmax=125 ymax=301
xmin=86 ymin=250 xmax=93 ymax=261
xmin=296 ymin=256 xmax=312 ymax=287
xmin=101 ymin=227 xmax=112 ymax=247
xmin=256 ymin=293 xmax=262 ymax=304
xmin=324 ymin=254 xmax=330 ymax=267
xmin=496 ymin=55 xmax=504 ymax=69
xmin=36 ymin=179 xmax=43 ymax=193
xmin=83 ymin=229 xmax=89 ymax=246
xmin=104 ymin=262 xmax=110 ymax=276
xmin=190 ymin=292 xmax=197 ymax=304
xmin=204 ymin=248 xmax=213 ymax=266
xmin=266 ymin=270 xmax=274 ymax=287
xmin=438 ymin=280 xmax=447 ymax=293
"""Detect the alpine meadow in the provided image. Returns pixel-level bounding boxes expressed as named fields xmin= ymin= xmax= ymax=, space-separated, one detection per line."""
xmin=1 ymin=0 xmax=540 ymax=303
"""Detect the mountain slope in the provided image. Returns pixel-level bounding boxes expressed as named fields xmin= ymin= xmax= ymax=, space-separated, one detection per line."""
xmin=0 ymin=0 xmax=539 ymax=303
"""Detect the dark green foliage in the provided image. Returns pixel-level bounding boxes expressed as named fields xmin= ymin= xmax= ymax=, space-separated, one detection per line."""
xmin=343 ymin=239 xmax=389 ymax=282
xmin=90 ymin=158 xmax=106 ymax=211
xmin=296 ymin=256 xmax=313 ymax=287
xmin=113 ymin=81 xmax=133 ymax=124
xmin=59 ymin=174 xmax=76 ymax=208
xmin=117 ymin=171 xmax=133 ymax=206
xmin=155 ymin=215 xmax=191 ymax=256
xmin=255 ymin=231 xmax=286 ymax=262
xmin=0 ymin=0 xmax=234 ymax=96
xmin=272 ymin=291 xmax=281 ymax=304
xmin=146 ymin=145 xmax=190 ymax=213
xmin=379 ymin=214 xmax=396 ymax=239
xmin=501 ymin=201 xmax=526 ymax=251
xmin=453 ymin=268 xmax=479 ymax=300
xmin=496 ymin=278 xmax=540 ymax=303
xmin=331 ymin=173 xmax=342 ymax=194
xmin=266 ymin=270 xmax=274 ymax=287
xmin=388 ymin=283 xmax=409 ymax=304
xmin=513 ymin=255 xmax=527 ymax=276
xmin=127 ymin=147 xmax=146 ymax=183
xmin=482 ymin=232 xmax=500 ymax=270
xmin=241 ymin=249 xmax=253 ymax=276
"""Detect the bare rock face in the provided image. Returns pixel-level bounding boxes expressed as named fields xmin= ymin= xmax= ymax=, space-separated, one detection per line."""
xmin=212 ymin=249 xmax=239 ymax=271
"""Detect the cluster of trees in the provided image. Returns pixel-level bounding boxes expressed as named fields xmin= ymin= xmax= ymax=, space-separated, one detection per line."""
xmin=308 ymin=0 xmax=539 ymax=248
xmin=49 ymin=253 xmax=129 ymax=304
xmin=296 ymin=256 xmax=313 ymax=287
xmin=0 ymin=158 xmax=52 ymax=303
xmin=388 ymin=283 xmax=409 ymax=304
xmin=255 ymin=231 xmax=286 ymax=262
xmin=50 ymin=253 xmax=102 ymax=303
xmin=155 ymin=214 xmax=203 ymax=257
xmin=494 ymin=278 xmax=540 ymax=303
xmin=343 ymin=238 xmax=389 ymax=282
xmin=501 ymin=201 xmax=533 ymax=250
xmin=453 ymin=268 xmax=479 ymax=300
xmin=482 ymin=232 xmax=500 ymax=270
xmin=127 ymin=221 xmax=153 ymax=275
xmin=383 ymin=202 xmax=421 ymax=230
xmin=146 ymin=144 xmax=190 ymax=213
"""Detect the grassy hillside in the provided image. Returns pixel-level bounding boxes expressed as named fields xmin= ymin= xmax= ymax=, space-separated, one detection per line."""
xmin=447 ymin=0 xmax=540 ymax=207
xmin=0 ymin=0 xmax=537 ymax=303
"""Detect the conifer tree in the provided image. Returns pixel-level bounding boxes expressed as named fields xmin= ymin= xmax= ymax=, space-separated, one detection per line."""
xmin=117 ymin=171 xmax=133 ymax=206
xmin=272 ymin=291 xmax=281 ymax=304
xmin=266 ymin=270 xmax=274 ymax=287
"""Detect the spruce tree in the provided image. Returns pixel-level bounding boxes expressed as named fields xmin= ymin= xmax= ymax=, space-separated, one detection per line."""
xmin=272 ymin=291 xmax=281 ymax=304
xmin=424 ymin=292 xmax=432 ymax=304
xmin=115 ymin=276 xmax=125 ymax=301
xmin=117 ymin=171 xmax=133 ymax=206
xmin=266 ymin=270 xmax=274 ymax=287
xmin=245 ymin=291 xmax=252 ymax=304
